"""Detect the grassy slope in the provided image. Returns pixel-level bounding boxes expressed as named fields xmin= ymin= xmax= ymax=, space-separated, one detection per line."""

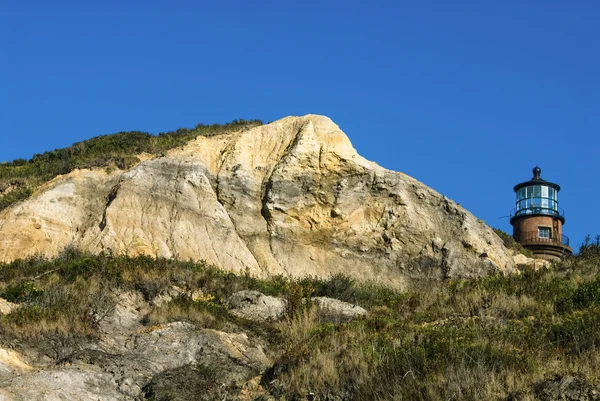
xmin=1 ymin=246 xmax=600 ymax=400
xmin=0 ymin=119 xmax=262 ymax=212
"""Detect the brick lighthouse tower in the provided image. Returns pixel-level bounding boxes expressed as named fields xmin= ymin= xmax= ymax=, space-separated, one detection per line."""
xmin=510 ymin=167 xmax=572 ymax=261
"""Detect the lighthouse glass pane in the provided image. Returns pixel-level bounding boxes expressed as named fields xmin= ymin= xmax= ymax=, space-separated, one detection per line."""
xmin=551 ymin=189 xmax=558 ymax=212
xmin=530 ymin=186 xmax=541 ymax=212
xmin=516 ymin=187 xmax=532 ymax=215
xmin=519 ymin=197 xmax=532 ymax=214
xmin=541 ymin=186 xmax=549 ymax=209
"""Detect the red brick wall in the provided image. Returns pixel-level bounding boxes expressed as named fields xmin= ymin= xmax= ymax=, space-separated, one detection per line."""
xmin=512 ymin=215 xmax=563 ymax=240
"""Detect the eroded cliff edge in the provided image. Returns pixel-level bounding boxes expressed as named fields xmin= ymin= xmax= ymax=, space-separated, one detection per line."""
xmin=0 ymin=115 xmax=516 ymax=286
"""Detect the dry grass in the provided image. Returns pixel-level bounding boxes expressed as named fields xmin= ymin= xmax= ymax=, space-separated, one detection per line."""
xmin=0 ymin=253 xmax=278 ymax=343
xmin=145 ymin=299 xmax=216 ymax=328
xmin=0 ymin=119 xmax=263 ymax=212
xmin=277 ymin=306 xmax=319 ymax=349
xmin=264 ymin=251 xmax=600 ymax=400
xmin=0 ymin=275 xmax=106 ymax=340
xmin=2 ymin=249 xmax=600 ymax=400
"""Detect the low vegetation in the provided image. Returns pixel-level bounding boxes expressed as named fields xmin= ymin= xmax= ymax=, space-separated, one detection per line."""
xmin=0 ymin=119 xmax=262 ymax=212
xmin=494 ymin=227 xmax=535 ymax=258
xmin=1 ymin=241 xmax=600 ymax=400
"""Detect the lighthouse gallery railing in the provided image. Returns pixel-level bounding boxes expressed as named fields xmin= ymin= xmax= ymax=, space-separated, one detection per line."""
xmin=513 ymin=231 xmax=570 ymax=247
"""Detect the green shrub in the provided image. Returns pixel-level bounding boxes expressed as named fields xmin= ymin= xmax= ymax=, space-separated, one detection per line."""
xmin=2 ymin=247 xmax=600 ymax=400
xmin=579 ymin=234 xmax=600 ymax=259
xmin=572 ymin=280 xmax=600 ymax=308
xmin=142 ymin=364 xmax=226 ymax=401
xmin=312 ymin=273 xmax=356 ymax=300
xmin=493 ymin=228 xmax=534 ymax=258
xmin=1 ymin=281 xmax=43 ymax=303
xmin=547 ymin=309 xmax=600 ymax=354
xmin=0 ymin=187 xmax=32 ymax=211
xmin=0 ymin=119 xmax=262 ymax=212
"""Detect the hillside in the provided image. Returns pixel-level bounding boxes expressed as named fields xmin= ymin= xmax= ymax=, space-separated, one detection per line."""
xmin=0 ymin=114 xmax=569 ymax=400
xmin=0 ymin=119 xmax=262 ymax=212
xmin=0 ymin=115 xmax=520 ymax=287
xmin=0 ymin=247 xmax=599 ymax=400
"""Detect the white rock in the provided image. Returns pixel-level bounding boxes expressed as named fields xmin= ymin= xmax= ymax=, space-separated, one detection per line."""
xmin=227 ymin=290 xmax=286 ymax=322
xmin=312 ymin=297 xmax=367 ymax=323
xmin=0 ymin=298 xmax=17 ymax=315
xmin=0 ymin=115 xmax=516 ymax=287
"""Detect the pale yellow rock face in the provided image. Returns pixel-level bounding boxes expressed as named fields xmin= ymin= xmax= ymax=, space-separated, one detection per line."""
xmin=512 ymin=251 xmax=551 ymax=270
xmin=0 ymin=347 xmax=32 ymax=374
xmin=0 ymin=115 xmax=516 ymax=286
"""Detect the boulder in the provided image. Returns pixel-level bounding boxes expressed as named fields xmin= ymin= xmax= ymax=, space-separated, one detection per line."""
xmin=312 ymin=297 xmax=367 ymax=323
xmin=227 ymin=290 xmax=286 ymax=322
xmin=0 ymin=298 xmax=17 ymax=315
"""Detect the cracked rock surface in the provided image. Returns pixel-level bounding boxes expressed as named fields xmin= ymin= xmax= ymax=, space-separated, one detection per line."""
xmin=0 ymin=115 xmax=516 ymax=285
xmin=0 ymin=291 xmax=272 ymax=401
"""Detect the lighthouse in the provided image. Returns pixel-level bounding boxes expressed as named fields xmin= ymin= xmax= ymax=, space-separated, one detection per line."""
xmin=510 ymin=167 xmax=572 ymax=260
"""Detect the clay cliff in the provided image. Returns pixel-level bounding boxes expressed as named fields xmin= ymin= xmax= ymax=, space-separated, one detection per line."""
xmin=0 ymin=115 xmax=516 ymax=286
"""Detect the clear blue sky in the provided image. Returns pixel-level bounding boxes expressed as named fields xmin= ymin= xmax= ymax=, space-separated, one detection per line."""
xmin=1 ymin=1 xmax=598 ymax=250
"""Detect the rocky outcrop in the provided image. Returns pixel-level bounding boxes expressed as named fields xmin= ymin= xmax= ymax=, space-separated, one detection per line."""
xmin=0 ymin=291 xmax=272 ymax=401
xmin=227 ymin=290 xmax=287 ymax=322
xmin=0 ymin=115 xmax=517 ymax=286
xmin=0 ymin=348 xmax=32 ymax=377
xmin=512 ymin=251 xmax=552 ymax=270
xmin=312 ymin=296 xmax=367 ymax=323
xmin=226 ymin=290 xmax=368 ymax=324
xmin=0 ymin=286 xmax=370 ymax=400
xmin=0 ymin=298 xmax=17 ymax=315
xmin=534 ymin=375 xmax=600 ymax=401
